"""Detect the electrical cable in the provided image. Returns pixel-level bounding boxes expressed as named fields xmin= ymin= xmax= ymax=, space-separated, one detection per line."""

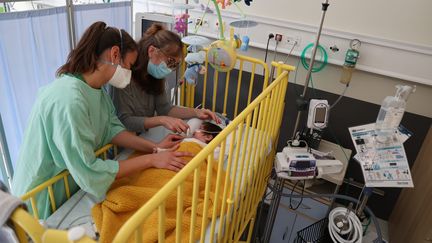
xmin=308 ymin=74 xmax=318 ymax=98
xmin=362 ymin=217 xmax=371 ymax=235
xmin=289 ymin=180 xmax=300 ymax=209
xmin=290 ymin=57 xmax=307 ymax=98
xmin=272 ymin=40 xmax=279 ymax=63
xmin=265 ymin=184 xmax=384 ymax=243
xmin=292 ymin=43 xmax=327 ymax=98
xmin=283 ymin=41 xmax=298 ymax=64
xmin=263 ymin=33 xmax=274 ymax=64
xmin=289 ymin=180 xmax=306 ymax=210
xmin=263 ymin=33 xmax=274 ymax=78
xmin=328 ymin=207 xmax=363 ymax=243
xmin=269 ymin=40 xmax=280 ymax=80
xmin=330 ymin=83 xmax=349 ymax=109
xmin=354 ymin=186 xmax=365 ymax=213
xmin=327 ymin=125 xmax=351 ymax=163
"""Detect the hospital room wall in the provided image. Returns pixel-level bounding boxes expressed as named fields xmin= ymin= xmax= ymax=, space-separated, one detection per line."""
xmin=245 ymin=0 xmax=432 ymax=46
xmin=234 ymin=0 xmax=432 ymax=118
xmin=248 ymin=47 xmax=432 ymax=118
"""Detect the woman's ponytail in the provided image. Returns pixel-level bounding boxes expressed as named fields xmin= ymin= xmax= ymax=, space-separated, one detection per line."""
xmin=57 ymin=21 xmax=137 ymax=76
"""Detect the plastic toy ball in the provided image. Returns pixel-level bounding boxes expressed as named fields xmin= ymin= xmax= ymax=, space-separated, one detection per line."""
xmin=207 ymin=39 xmax=237 ymax=72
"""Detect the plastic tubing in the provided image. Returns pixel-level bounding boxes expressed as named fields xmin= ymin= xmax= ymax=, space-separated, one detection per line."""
xmin=267 ymin=183 xmax=384 ymax=242
xmin=328 ymin=207 xmax=363 ymax=243
xmin=300 ymin=43 xmax=328 ymax=73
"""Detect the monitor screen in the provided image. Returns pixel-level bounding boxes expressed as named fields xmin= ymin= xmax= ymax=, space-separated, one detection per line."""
xmin=314 ymin=107 xmax=327 ymax=123
xmin=135 ymin=12 xmax=173 ymax=40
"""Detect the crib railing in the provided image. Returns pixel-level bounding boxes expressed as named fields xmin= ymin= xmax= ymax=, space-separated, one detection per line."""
xmin=19 ymin=144 xmax=117 ymax=219
xmin=181 ymin=52 xmax=269 ymax=118
xmin=114 ymin=62 xmax=294 ymax=243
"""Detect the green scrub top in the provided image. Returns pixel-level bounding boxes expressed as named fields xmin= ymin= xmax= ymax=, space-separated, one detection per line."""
xmin=12 ymin=74 xmax=125 ymax=219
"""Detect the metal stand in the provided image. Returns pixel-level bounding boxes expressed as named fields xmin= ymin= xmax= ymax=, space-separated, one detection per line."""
xmin=291 ymin=0 xmax=330 ymax=138
xmin=261 ymin=177 xmax=285 ymax=242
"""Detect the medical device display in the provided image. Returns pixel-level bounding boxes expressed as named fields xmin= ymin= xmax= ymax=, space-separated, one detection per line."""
xmin=275 ymin=147 xmax=317 ymax=179
xmin=307 ymin=99 xmax=329 ymax=130
xmin=134 ymin=12 xmax=174 ymax=40
xmin=375 ymin=85 xmax=415 ymax=143
xmin=274 ymin=145 xmax=343 ymax=180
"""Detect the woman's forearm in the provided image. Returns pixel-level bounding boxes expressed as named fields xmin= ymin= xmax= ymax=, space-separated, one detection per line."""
xmin=116 ymin=154 xmax=154 ymax=178
xmin=143 ymin=116 xmax=162 ymax=129
xmin=167 ymin=106 xmax=197 ymax=119
xmin=111 ymin=130 xmax=156 ymax=153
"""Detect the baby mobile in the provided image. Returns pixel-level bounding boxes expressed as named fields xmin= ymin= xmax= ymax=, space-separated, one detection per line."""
xmin=205 ymin=0 xmax=255 ymax=72
xmin=172 ymin=0 xmax=255 ymax=85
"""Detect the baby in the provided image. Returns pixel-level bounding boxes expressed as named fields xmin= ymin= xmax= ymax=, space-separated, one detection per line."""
xmin=185 ymin=121 xmax=223 ymax=144
xmin=154 ymin=120 xmax=223 ymax=154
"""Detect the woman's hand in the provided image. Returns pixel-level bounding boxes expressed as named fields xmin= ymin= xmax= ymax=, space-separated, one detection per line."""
xmin=195 ymin=108 xmax=220 ymax=123
xmin=159 ymin=116 xmax=189 ymax=133
xmin=151 ymin=151 xmax=194 ymax=172
xmin=158 ymin=134 xmax=183 ymax=149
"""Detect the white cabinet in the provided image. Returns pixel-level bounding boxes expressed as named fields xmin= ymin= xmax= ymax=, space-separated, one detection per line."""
xmin=269 ymin=205 xmax=296 ymax=243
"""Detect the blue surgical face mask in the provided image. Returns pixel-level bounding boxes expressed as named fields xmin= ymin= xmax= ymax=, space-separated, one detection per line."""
xmin=147 ymin=60 xmax=173 ymax=79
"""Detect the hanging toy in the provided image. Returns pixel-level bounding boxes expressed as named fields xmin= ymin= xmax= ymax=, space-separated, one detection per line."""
xmin=240 ymin=36 xmax=250 ymax=51
xmin=216 ymin=0 xmax=232 ymax=9
xmin=205 ymin=0 xmax=241 ymax=72
xmin=229 ymin=1 xmax=258 ymax=53
xmin=244 ymin=0 xmax=252 ymax=6
xmin=207 ymin=28 xmax=241 ymax=72
xmin=174 ymin=14 xmax=190 ymax=34
xmin=200 ymin=3 xmax=214 ymax=13
xmin=184 ymin=45 xmax=207 ymax=85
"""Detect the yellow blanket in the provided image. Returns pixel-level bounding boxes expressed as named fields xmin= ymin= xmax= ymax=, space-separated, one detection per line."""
xmin=92 ymin=141 xmax=227 ymax=243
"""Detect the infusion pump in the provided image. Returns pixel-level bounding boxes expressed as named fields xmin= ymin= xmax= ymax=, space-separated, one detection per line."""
xmin=275 ymin=146 xmax=343 ymax=180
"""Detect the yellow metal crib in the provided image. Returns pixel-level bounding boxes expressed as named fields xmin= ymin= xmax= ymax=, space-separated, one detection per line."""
xmin=10 ymin=54 xmax=295 ymax=242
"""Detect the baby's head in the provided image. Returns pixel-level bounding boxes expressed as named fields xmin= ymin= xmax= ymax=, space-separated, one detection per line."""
xmin=193 ymin=122 xmax=222 ymax=143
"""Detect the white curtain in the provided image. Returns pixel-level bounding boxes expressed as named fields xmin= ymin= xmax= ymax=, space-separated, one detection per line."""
xmin=74 ymin=1 xmax=131 ymax=39
xmin=0 ymin=2 xmax=131 ymax=184
xmin=0 ymin=7 xmax=70 ymax=176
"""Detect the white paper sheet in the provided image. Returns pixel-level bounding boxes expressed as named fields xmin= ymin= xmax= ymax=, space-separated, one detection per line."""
xmin=348 ymin=123 xmax=413 ymax=188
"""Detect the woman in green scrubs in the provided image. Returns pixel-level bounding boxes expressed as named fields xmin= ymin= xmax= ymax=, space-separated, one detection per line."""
xmin=11 ymin=21 xmax=191 ymax=219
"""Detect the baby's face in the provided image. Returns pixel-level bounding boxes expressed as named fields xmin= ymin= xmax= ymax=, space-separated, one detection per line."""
xmin=193 ymin=125 xmax=213 ymax=143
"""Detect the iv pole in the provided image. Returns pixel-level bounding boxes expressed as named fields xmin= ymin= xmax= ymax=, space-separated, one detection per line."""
xmin=291 ymin=0 xmax=330 ymax=138
xmin=260 ymin=2 xmax=331 ymax=241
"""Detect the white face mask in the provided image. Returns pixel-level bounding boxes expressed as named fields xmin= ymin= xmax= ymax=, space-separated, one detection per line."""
xmin=108 ymin=64 xmax=131 ymax=89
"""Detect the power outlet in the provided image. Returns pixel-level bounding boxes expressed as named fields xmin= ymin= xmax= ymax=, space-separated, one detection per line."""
xmin=275 ymin=33 xmax=283 ymax=42
xmin=286 ymin=35 xmax=301 ymax=46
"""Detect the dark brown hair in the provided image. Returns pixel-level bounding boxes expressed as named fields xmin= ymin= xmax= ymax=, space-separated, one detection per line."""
xmin=57 ymin=21 xmax=137 ymax=76
xmin=133 ymin=24 xmax=182 ymax=95
xmin=201 ymin=122 xmax=222 ymax=142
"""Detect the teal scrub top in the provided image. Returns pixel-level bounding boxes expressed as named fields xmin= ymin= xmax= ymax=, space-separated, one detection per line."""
xmin=12 ymin=74 xmax=125 ymax=219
